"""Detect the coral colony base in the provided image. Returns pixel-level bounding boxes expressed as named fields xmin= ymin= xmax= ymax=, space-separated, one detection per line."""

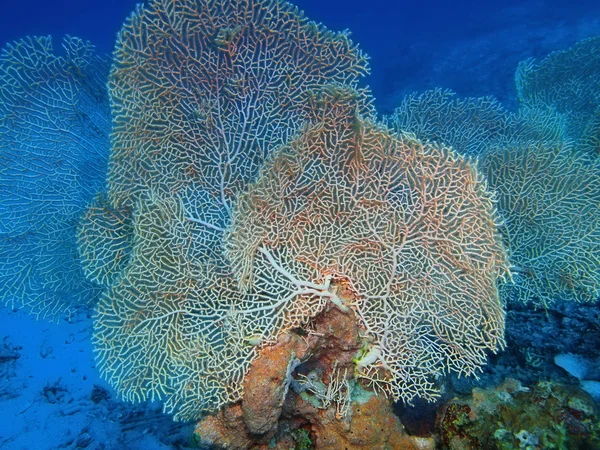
xmin=1 ymin=0 xmax=599 ymax=448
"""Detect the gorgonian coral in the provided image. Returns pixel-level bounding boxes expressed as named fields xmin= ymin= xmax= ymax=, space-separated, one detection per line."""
xmin=84 ymin=0 xmax=512 ymax=424
xmin=90 ymin=0 xmax=372 ymax=420
xmin=516 ymin=36 xmax=600 ymax=156
xmin=0 ymin=36 xmax=110 ymax=319
xmin=479 ymin=144 xmax=600 ymax=307
xmin=94 ymin=84 xmax=508 ymax=421
xmin=385 ymin=84 xmax=600 ymax=308
xmin=79 ymin=0 xmax=371 ymax=285
xmin=385 ymin=88 xmax=565 ymax=157
xmin=226 ymin=86 xmax=509 ymax=404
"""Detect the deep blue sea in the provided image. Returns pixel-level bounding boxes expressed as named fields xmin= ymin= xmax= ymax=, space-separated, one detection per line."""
xmin=1 ymin=0 xmax=599 ymax=449
xmin=2 ymin=0 xmax=600 ymax=112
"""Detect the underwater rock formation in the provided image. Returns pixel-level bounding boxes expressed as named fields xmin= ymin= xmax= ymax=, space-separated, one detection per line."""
xmin=437 ymin=378 xmax=600 ymax=449
xmin=195 ymin=302 xmax=435 ymax=450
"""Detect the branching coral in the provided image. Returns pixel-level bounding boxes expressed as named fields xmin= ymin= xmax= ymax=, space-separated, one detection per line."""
xmin=385 ymin=88 xmax=565 ymax=156
xmin=516 ymin=36 xmax=600 ymax=156
xmin=0 ymin=36 xmax=111 ymax=319
xmin=386 ymin=86 xmax=600 ymax=307
xmin=226 ymin=86 xmax=509 ymax=404
xmin=77 ymin=196 xmax=133 ymax=287
xmin=479 ymin=145 xmax=600 ymax=306
xmin=516 ymin=36 xmax=600 ymax=118
xmin=90 ymin=0 xmax=372 ymax=421
xmin=86 ymin=0 xmax=510 ymax=427
xmin=3 ymin=4 xmax=598 ymax=446
xmin=93 ymin=79 xmax=507 ymax=423
xmin=85 ymin=1 xmax=599 ymax=429
xmin=93 ymin=191 xmax=256 ymax=419
xmin=79 ymin=0 xmax=371 ymax=287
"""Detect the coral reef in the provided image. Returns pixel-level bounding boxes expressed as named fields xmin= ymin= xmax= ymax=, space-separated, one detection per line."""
xmin=3 ymin=1 xmax=599 ymax=448
xmin=89 ymin=0 xmax=506 ymax=424
xmin=227 ymin=86 xmax=508 ymax=404
xmin=437 ymin=378 xmax=600 ymax=449
xmin=89 ymin=0 xmax=371 ymax=421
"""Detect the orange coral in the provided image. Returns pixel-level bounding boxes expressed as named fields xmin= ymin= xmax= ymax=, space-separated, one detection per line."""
xmin=195 ymin=302 xmax=435 ymax=450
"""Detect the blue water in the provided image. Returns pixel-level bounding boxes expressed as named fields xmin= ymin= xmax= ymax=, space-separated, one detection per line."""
xmin=0 ymin=0 xmax=599 ymax=449
xmin=2 ymin=0 xmax=600 ymax=113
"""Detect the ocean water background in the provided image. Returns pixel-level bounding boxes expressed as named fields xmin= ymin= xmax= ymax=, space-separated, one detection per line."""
xmin=0 ymin=0 xmax=599 ymax=449
xmin=2 ymin=0 xmax=600 ymax=113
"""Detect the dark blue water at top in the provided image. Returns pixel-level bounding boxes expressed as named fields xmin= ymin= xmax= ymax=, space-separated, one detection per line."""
xmin=2 ymin=0 xmax=600 ymax=113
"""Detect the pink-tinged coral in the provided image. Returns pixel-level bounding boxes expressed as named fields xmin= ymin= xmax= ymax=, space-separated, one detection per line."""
xmin=106 ymin=0 xmax=370 ymax=217
xmin=92 ymin=83 xmax=507 ymax=424
xmin=227 ymin=86 xmax=509 ymax=405
xmin=89 ymin=0 xmax=371 ymax=421
xmin=89 ymin=0 xmax=506 ymax=427
xmin=80 ymin=0 xmax=371 ymax=287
